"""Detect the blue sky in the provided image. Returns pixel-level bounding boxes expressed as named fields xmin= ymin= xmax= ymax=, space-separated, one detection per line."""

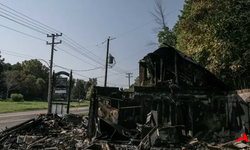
xmin=0 ymin=0 xmax=184 ymax=88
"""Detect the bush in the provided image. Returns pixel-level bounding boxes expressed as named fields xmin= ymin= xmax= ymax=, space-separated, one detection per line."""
xmin=11 ymin=93 xmax=24 ymax=102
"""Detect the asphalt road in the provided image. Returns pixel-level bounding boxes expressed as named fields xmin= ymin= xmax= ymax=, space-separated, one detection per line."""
xmin=0 ymin=107 xmax=89 ymax=131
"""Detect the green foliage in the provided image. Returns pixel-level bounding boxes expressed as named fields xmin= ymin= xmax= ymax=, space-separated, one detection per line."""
xmin=125 ymin=76 xmax=140 ymax=92
xmin=86 ymin=78 xmax=97 ymax=100
xmin=12 ymin=62 xmax=22 ymax=71
xmin=36 ymin=78 xmax=46 ymax=93
xmin=22 ymin=74 xmax=37 ymax=94
xmin=158 ymin=26 xmax=177 ymax=47
xmin=22 ymin=59 xmax=49 ymax=80
xmin=174 ymin=0 xmax=250 ymax=89
xmin=0 ymin=59 xmax=49 ymax=100
xmin=11 ymin=93 xmax=24 ymax=102
xmin=149 ymin=0 xmax=177 ymax=48
xmin=3 ymin=70 xmax=19 ymax=98
xmin=71 ymin=79 xmax=86 ymax=99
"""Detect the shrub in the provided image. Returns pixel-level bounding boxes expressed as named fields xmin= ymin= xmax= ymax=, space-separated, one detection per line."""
xmin=11 ymin=93 xmax=24 ymax=102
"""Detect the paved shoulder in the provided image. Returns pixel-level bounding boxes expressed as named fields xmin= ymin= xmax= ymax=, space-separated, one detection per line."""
xmin=0 ymin=107 xmax=89 ymax=130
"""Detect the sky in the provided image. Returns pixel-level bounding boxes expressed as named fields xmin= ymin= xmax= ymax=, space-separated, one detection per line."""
xmin=0 ymin=0 xmax=185 ymax=88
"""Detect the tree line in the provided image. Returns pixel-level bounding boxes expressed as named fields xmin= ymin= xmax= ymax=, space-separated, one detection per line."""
xmin=0 ymin=57 xmax=97 ymax=101
xmin=153 ymin=0 xmax=250 ymax=89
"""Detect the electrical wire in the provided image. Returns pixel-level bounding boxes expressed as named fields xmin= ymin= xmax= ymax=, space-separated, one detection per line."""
xmin=91 ymin=43 xmax=107 ymax=76
xmin=55 ymin=47 xmax=101 ymax=68
xmin=0 ymin=10 xmax=50 ymax=34
xmin=116 ymin=47 xmax=153 ymax=64
xmin=73 ymin=72 xmax=127 ymax=87
xmin=0 ymin=2 xmax=59 ymax=33
xmin=62 ymin=36 xmax=105 ymax=63
xmin=0 ymin=14 xmax=47 ymax=34
xmin=1 ymin=51 xmax=35 ymax=60
xmin=0 ymin=48 xmax=104 ymax=73
xmin=0 ymin=49 xmax=40 ymax=59
xmin=60 ymin=38 xmax=128 ymax=74
xmin=59 ymin=42 xmax=127 ymax=74
xmin=0 ymin=24 xmax=46 ymax=42
xmin=61 ymin=41 xmax=104 ymax=67
xmin=94 ymin=68 xmax=139 ymax=79
xmin=0 ymin=2 xmax=140 ymax=75
xmin=54 ymin=64 xmax=103 ymax=72
xmin=114 ymin=20 xmax=154 ymax=39
xmin=0 ymin=3 xmax=109 ymax=72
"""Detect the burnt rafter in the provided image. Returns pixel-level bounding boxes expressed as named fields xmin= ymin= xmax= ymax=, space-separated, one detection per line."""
xmin=140 ymin=45 xmax=231 ymax=90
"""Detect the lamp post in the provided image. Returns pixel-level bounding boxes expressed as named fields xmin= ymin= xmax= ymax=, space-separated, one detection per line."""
xmin=37 ymin=59 xmax=50 ymax=67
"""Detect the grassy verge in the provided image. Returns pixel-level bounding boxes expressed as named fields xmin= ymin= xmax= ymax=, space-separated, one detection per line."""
xmin=0 ymin=101 xmax=89 ymax=113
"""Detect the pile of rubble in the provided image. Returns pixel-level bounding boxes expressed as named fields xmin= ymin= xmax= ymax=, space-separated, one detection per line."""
xmin=86 ymin=110 xmax=250 ymax=150
xmin=0 ymin=114 xmax=88 ymax=150
xmin=1 ymin=113 xmax=250 ymax=150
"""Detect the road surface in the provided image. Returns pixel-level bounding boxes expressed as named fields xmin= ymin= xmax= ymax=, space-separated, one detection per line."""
xmin=0 ymin=107 xmax=89 ymax=131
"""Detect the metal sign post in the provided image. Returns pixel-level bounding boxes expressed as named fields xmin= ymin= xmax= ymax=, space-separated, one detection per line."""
xmin=51 ymin=70 xmax=73 ymax=115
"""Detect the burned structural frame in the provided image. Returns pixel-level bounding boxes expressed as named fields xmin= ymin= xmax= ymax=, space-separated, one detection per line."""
xmin=87 ymin=46 xmax=250 ymax=144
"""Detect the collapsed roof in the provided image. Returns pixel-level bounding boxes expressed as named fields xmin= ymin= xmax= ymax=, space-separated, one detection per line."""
xmin=140 ymin=45 xmax=231 ymax=91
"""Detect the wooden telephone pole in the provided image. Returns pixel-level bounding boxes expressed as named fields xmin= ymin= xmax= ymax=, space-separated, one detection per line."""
xmin=104 ymin=37 xmax=115 ymax=87
xmin=126 ymin=73 xmax=133 ymax=88
xmin=46 ymin=33 xmax=62 ymax=114
xmin=104 ymin=37 xmax=110 ymax=87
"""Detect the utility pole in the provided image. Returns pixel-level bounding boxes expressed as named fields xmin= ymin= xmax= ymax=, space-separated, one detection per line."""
xmin=104 ymin=37 xmax=115 ymax=87
xmin=46 ymin=33 xmax=62 ymax=114
xmin=126 ymin=73 xmax=133 ymax=88
xmin=104 ymin=37 xmax=110 ymax=87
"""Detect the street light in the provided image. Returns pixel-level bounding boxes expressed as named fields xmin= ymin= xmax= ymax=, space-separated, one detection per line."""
xmin=37 ymin=59 xmax=50 ymax=67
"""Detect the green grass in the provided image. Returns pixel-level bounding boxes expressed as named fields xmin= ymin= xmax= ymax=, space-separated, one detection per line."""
xmin=0 ymin=101 xmax=89 ymax=113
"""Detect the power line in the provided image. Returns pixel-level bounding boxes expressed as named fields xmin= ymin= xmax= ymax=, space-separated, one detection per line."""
xmin=94 ymin=68 xmax=139 ymax=79
xmin=91 ymin=43 xmax=107 ymax=76
xmin=0 ymin=48 xmax=45 ymax=59
xmin=0 ymin=2 xmax=129 ymax=74
xmin=0 ymin=49 xmax=92 ymax=72
xmin=0 ymin=6 xmax=55 ymax=34
xmin=55 ymin=47 xmax=101 ymax=67
xmin=61 ymin=38 xmax=127 ymax=73
xmin=62 ymin=35 xmax=105 ymax=62
xmin=54 ymin=64 xmax=103 ymax=72
xmin=0 ymin=2 xmax=59 ymax=33
xmin=0 ymin=14 xmax=46 ymax=34
xmin=116 ymin=47 xmax=153 ymax=64
xmin=72 ymin=72 xmax=127 ymax=87
xmin=0 ymin=9 xmax=50 ymax=34
xmin=0 ymin=24 xmax=46 ymax=41
xmin=60 ymin=42 xmax=127 ymax=74
xmin=114 ymin=20 xmax=154 ymax=39
xmin=61 ymin=41 xmax=104 ymax=67
xmin=1 ymin=51 xmax=35 ymax=60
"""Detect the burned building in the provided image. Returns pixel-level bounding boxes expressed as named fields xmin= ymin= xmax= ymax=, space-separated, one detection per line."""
xmin=87 ymin=45 xmax=250 ymax=149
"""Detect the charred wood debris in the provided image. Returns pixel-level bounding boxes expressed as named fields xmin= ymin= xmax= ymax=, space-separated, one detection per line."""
xmin=1 ymin=46 xmax=250 ymax=149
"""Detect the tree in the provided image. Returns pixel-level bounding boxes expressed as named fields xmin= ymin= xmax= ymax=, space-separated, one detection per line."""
xmin=2 ymin=63 xmax=12 ymax=71
xmin=174 ymin=0 xmax=250 ymax=89
xmin=125 ymin=76 xmax=140 ymax=92
xmin=36 ymin=78 xmax=46 ymax=93
xmin=22 ymin=74 xmax=37 ymax=94
xmin=71 ymin=79 xmax=86 ymax=100
xmin=3 ymin=70 xmax=19 ymax=98
xmin=0 ymin=51 xmax=4 ymax=73
xmin=86 ymin=78 xmax=98 ymax=100
xmin=22 ymin=59 xmax=49 ymax=80
xmin=0 ymin=52 xmax=5 ymax=93
xmin=148 ymin=0 xmax=177 ymax=47
xmin=158 ymin=26 xmax=176 ymax=47
xmin=12 ymin=62 xmax=22 ymax=71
